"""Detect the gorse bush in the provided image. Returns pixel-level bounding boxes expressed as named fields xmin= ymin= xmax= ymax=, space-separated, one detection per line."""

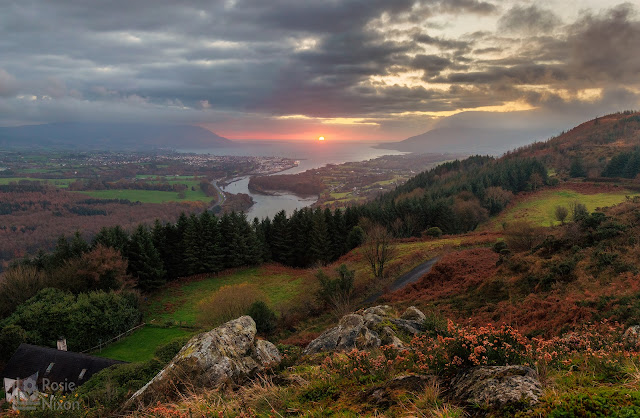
xmin=315 ymin=264 xmax=355 ymax=317
xmin=197 ymin=283 xmax=266 ymax=328
xmin=246 ymin=300 xmax=277 ymax=334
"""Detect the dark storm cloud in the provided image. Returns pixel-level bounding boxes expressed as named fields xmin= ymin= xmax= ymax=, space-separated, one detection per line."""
xmin=498 ymin=5 xmax=561 ymax=34
xmin=410 ymin=54 xmax=453 ymax=76
xmin=440 ymin=64 xmax=568 ymax=85
xmin=0 ymin=0 xmax=638 ymax=135
xmin=566 ymin=3 xmax=640 ymax=83
xmin=415 ymin=34 xmax=473 ymax=51
xmin=437 ymin=0 xmax=497 ymax=15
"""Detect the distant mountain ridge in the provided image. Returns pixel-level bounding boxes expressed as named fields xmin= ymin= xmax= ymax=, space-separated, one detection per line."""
xmin=0 ymin=122 xmax=233 ymax=150
xmin=377 ymin=125 xmax=557 ymax=155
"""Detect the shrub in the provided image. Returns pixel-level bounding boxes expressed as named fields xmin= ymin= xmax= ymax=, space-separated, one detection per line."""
xmin=246 ymin=300 xmax=277 ymax=334
xmin=504 ymin=221 xmax=542 ymax=252
xmin=315 ymin=264 xmax=355 ymax=317
xmin=0 ymin=265 xmax=47 ymax=319
xmin=555 ymin=206 xmax=569 ymax=224
xmin=346 ymin=226 xmax=365 ymax=249
xmin=154 ymin=336 xmax=191 ymax=363
xmin=196 ymin=283 xmax=266 ymax=328
xmin=77 ymin=359 xmax=164 ymax=410
xmin=571 ymin=201 xmax=589 ymax=221
xmin=1 ymin=288 xmax=141 ymax=351
xmin=0 ymin=324 xmax=26 ymax=362
xmin=540 ymin=388 xmax=640 ymax=417
xmin=426 ymin=227 xmax=443 ymax=238
xmin=492 ymin=240 xmax=507 ymax=253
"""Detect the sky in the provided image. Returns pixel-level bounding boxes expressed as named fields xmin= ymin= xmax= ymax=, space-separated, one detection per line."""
xmin=0 ymin=0 xmax=639 ymax=142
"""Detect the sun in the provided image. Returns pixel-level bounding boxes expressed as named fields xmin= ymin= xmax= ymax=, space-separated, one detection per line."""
xmin=318 ymin=136 xmax=325 ymax=141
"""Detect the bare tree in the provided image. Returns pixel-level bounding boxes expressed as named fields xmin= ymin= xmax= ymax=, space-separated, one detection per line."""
xmin=362 ymin=223 xmax=395 ymax=279
xmin=554 ymin=206 xmax=569 ymax=224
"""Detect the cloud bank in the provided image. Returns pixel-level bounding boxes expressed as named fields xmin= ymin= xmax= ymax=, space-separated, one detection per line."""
xmin=0 ymin=0 xmax=638 ymax=140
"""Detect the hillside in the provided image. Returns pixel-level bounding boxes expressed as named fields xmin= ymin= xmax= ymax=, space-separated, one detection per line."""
xmin=0 ymin=122 xmax=233 ymax=150
xmin=5 ymin=112 xmax=640 ymax=416
xmin=509 ymin=111 xmax=640 ymax=177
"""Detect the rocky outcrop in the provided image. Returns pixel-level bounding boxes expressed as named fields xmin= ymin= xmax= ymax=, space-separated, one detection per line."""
xmin=623 ymin=325 xmax=640 ymax=348
xmin=304 ymin=305 xmax=425 ymax=355
xmin=127 ymin=316 xmax=281 ymax=408
xmin=450 ymin=365 xmax=542 ymax=409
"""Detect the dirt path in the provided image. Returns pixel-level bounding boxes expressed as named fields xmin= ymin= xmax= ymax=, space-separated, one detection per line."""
xmin=364 ymin=256 xmax=440 ymax=304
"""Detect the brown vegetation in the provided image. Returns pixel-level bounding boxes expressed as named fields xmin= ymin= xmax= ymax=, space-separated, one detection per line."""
xmin=0 ymin=185 xmax=203 ymax=268
xmin=196 ymin=283 xmax=266 ymax=327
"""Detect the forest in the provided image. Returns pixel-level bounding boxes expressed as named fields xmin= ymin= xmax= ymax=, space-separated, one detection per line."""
xmin=0 ymin=153 xmax=551 ymax=357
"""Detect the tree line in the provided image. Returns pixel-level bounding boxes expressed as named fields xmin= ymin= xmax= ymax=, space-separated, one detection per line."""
xmin=6 ymin=155 xmax=550 ymax=293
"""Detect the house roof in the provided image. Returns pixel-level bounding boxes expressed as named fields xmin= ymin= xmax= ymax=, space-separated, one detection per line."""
xmin=1 ymin=344 xmax=124 ymax=390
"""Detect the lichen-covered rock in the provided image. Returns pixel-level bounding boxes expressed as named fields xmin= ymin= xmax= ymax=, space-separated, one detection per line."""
xmin=391 ymin=318 xmax=424 ymax=335
xmin=450 ymin=365 xmax=542 ymax=409
xmin=401 ymin=306 xmax=426 ymax=322
xmin=363 ymin=305 xmax=395 ymax=317
xmin=381 ymin=326 xmax=404 ymax=348
xmin=304 ymin=305 xmax=425 ymax=354
xmin=126 ymin=316 xmax=281 ymax=408
xmin=303 ymin=314 xmax=381 ymax=355
xmin=623 ymin=325 xmax=640 ymax=348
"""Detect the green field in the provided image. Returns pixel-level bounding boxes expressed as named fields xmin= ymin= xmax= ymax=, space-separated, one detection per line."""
xmin=489 ymin=188 xmax=639 ymax=228
xmin=95 ymin=325 xmax=196 ymax=363
xmin=76 ymin=185 xmax=212 ymax=204
xmin=145 ymin=267 xmax=304 ymax=326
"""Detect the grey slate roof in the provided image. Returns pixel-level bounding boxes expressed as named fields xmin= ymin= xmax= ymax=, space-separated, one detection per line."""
xmin=1 ymin=344 xmax=124 ymax=390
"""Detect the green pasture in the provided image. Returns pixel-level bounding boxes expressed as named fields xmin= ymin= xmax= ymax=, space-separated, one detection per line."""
xmin=144 ymin=267 xmax=304 ymax=326
xmin=94 ymin=325 xmax=196 ymax=363
xmin=76 ymin=186 xmax=212 ymax=204
xmin=490 ymin=188 xmax=639 ymax=228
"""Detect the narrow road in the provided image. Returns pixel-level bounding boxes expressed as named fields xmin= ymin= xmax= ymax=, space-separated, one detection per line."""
xmin=210 ymin=179 xmax=226 ymax=209
xmin=364 ymin=256 xmax=440 ymax=304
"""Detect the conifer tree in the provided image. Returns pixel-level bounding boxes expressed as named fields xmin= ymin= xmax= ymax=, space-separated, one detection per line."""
xmin=92 ymin=225 xmax=129 ymax=253
xmin=127 ymin=225 xmax=166 ymax=291
xmin=310 ymin=209 xmax=331 ymax=265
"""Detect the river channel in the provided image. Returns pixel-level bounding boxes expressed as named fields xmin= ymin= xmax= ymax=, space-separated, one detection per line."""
xmin=220 ymin=175 xmax=317 ymax=220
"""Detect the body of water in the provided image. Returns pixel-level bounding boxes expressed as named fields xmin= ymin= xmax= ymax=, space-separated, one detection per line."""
xmin=182 ymin=140 xmax=406 ymax=220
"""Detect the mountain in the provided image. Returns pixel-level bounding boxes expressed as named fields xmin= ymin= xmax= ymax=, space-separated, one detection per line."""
xmin=0 ymin=122 xmax=233 ymax=150
xmin=377 ymin=110 xmax=583 ymax=155
xmin=377 ymin=126 xmax=546 ymax=154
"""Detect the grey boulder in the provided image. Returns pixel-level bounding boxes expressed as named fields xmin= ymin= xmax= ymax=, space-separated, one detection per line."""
xmin=450 ymin=365 xmax=542 ymax=409
xmin=304 ymin=305 xmax=425 ymax=355
xmin=127 ymin=316 xmax=281 ymax=408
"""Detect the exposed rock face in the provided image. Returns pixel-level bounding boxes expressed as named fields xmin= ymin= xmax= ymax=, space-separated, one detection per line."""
xmin=450 ymin=365 xmax=542 ymax=409
xmin=623 ymin=325 xmax=640 ymax=348
xmin=127 ymin=316 xmax=281 ymax=408
xmin=304 ymin=305 xmax=425 ymax=355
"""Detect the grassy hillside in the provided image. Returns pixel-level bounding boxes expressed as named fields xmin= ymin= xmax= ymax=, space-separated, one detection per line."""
xmin=483 ymin=183 xmax=639 ymax=229
xmin=95 ymin=325 xmax=195 ymax=363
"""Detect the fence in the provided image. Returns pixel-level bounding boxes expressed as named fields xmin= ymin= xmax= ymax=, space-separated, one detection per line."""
xmin=81 ymin=322 xmax=146 ymax=353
